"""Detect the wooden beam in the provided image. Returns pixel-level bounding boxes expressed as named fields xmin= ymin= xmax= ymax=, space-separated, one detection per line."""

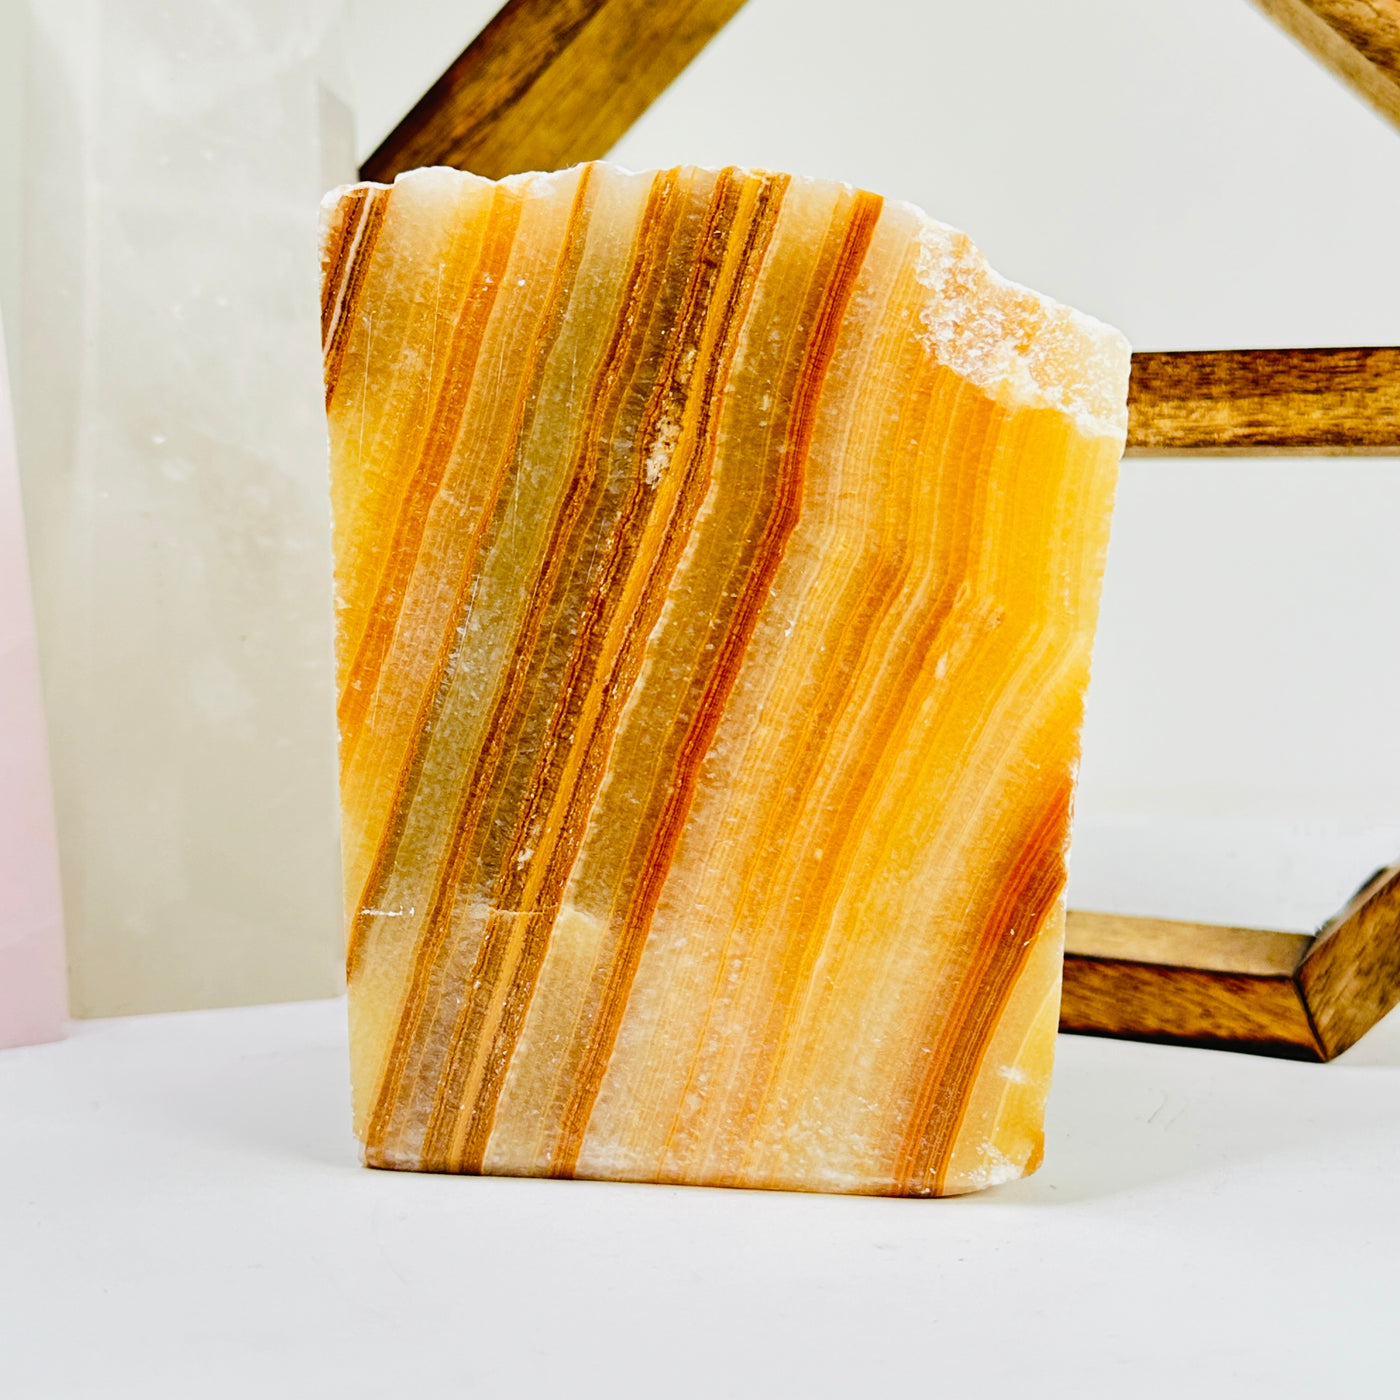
xmin=361 ymin=0 xmax=750 ymax=184
xmin=1251 ymin=0 xmax=1400 ymax=132
xmin=1298 ymin=858 xmax=1400 ymax=1056
xmin=1061 ymin=863 xmax=1400 ymax=1059
xmin=1126 ymin=347 xmax=1400 ymax=456
xmin=1061 ymin=912 xmax=1321 ymax=1059
xmin=370 ymin=7 xmax=1400 ymax=1063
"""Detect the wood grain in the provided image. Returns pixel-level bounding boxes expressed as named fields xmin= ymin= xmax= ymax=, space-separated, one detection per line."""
xmin=1126 ymin=347 xmax=1400 ymax=456
xmin=1061 ymin=911 xmax=1321 ymax=1059
xmin=1062 ymin=870 xmax=1400 ymax=1061
xmin=1298 ymin=860 xmax=1400 ymax=1057
xmin=1251 ymin=0 xmax=1400 ymax=132
xmin=360 ymin=0 xmax=750 ymax=184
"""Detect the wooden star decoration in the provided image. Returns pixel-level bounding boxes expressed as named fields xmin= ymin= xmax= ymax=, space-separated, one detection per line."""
xmin=357 ymin=0 xmax=1400 ymax=1060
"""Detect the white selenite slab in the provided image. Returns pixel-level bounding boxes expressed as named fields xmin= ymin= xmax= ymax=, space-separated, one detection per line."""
xmin=17 ymin=0 xmax=354 ymax=1015
xmin=0 ymin=315 xmax=67 ymax=1048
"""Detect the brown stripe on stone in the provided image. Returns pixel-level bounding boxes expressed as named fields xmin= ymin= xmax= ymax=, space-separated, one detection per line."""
xmin=644 ymin=197 xmax=925 ymax=1179
xmin=551 ymin=188 xmax=886 ymax=1176
xmin=362 ymin=168 xmax=710 ymax=1159
xmin=718 ymin=373 xmax=993 ymax=1176
xmin=445 ymin=170 xmax=793 ymax=1175
xmin=422 ymin=170 xmax=793 ymax=1171
xmin=558 ymin=174 xmax=799 ymax=928
xmin=336 ymin=183 xmax=525 ymax=768
xmin=893 ymin=773 xmax=1072 ymax=1196
xmin=389 ymin=171 xmax=712 ymax=1162
xmin=344 ymin=168 xmax=600 ymax=984
xmin=438 ymin=171 xmax=713 ymax=913
xmin=322 ymin=186 xmax=389 ymax=408
xmin=451 ymin=172 xmax=792 ymax=1173
xmin=320 ymin=186 xmax=365 ymax=343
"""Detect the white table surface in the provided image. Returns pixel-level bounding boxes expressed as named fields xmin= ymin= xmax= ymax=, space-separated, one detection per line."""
xmin=3 ymin=996 xmax=1398 ymax=1400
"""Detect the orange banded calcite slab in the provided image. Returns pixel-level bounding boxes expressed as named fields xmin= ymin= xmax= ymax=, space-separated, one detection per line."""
xmin=321 ymin=163 xmax=1129 ymax=1196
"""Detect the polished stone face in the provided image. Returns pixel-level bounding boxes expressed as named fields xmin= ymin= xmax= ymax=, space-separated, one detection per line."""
xmin=323 ymin=162 xmax=1128 ymax=1196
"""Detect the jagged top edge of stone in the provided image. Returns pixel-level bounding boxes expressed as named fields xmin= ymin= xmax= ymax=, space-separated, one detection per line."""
xmin=322 ymin=164 xmax=1131 ymax=443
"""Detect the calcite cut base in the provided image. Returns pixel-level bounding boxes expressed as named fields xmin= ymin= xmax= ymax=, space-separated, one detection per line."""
xmin=322 ymin=162 xmax=1129 ymax=1196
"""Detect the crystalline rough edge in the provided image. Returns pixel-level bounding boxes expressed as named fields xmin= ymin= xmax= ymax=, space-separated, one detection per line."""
xmin=322 ymin=162 xmax=1130 ymax=1196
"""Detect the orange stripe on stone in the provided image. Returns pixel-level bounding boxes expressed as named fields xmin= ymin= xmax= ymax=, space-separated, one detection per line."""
xmin=362 ymin=169 xmax=711 ymax=1160
xmin=336 ymin=184 xmax=524 ymax=769
xmin=894 ymin=772 xmax=1073 ymax=1196
xmin=432 ymin=170 xmax=793 ymax=1171
xmin=321 ymin=187 xmax=388 ymax=408
xmin=554 ymin=188 xmax=885 ymax=1175
xmin=344 ymin=167 xmax=599 ymax=982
